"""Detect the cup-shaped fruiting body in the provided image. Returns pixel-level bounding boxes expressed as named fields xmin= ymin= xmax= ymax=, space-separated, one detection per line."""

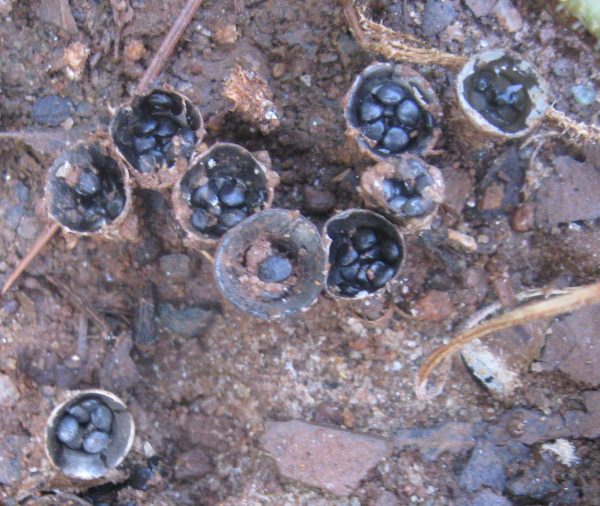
xmin=45 ymin=389 xmax=135 ymax=480
xmin=456 ymin=49 xmax=549 ymax=142
xmin=344 ymin=62 xmax=442 ymax=161
xmin=324 ymin=209 xmax=405 ymax=299
xmin=46 ymin=140 xmax=132 ymax=237
xmin=359 ymin=155 xmax=445 ymax=233
xmin=173 ymin=143 xmax=279 ymax=248
xmin=214 ymin=209 xmax=326 ymax=319
xmin=111 ymin=88 xmax=204 ymax=189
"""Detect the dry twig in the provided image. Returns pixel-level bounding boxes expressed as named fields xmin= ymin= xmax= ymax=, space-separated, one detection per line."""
xmin=545 ymin=106 xmax=600 ymax=145
xmin=137 ymin=0 xmax=205 ymax=93
xmin=415 ymin=282 xmax=600 ymax=400
xmin=1 ymin=223 xmax=61 ymax=295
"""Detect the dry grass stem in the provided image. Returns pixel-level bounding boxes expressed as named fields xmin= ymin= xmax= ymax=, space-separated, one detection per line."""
xmin=416 ymin=282 xmax=600 ymax=400
xmin=545 ymin=106 xmax=600 ymax=145
xmin=344 ymin=2 xmax=467 ymax=68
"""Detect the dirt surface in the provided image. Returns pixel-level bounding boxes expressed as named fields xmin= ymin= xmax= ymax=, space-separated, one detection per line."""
xmin=1 ymin=0 xmax=600 ymax=504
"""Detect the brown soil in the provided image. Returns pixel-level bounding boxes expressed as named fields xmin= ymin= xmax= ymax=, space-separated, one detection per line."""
xmin=1 ymin=0 xmax=599 ymax=504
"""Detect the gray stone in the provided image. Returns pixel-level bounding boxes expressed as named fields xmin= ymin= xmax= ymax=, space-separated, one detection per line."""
xmin=464 ymin=0 xmax=497 ymax=17
xmin=175 ymin=446 xmax=212 ymax=481
xmin=158 ymin=303 xmax=214 ymax=338
xmin=493 ymin=0 xmax=523 ymax=32
xmin=159 ymin=253 xmax=191 ymax=281
xmin=571 ymin=84 xmax=597 ymax=105
xmin=0 ymin=374 xmax=19 ymax=408
xmin=469 ymin=490 xmax=512 ymax=506
xmin=17 ymin=217 xmax=40 ymax=240
xmin=422 ymin=0 xmax=459 ymax=36
xmin=540 ymin=305 xmax=600 ymax=386
xmin=261 ymin=420 xmax=392 ymax=496
xmin=5 ymin=204 xmax=25 ymax=230
xmin=506 ymin=459 xmax=560 ymax=500
xmin=31 ymin=95 xmax=73 ymax=126
xmin=535 ymin=156 xmax=600 ymax=225
xmin=0 ymin=435 xmax=28 ymax=485
xmin=394 ymin=421 xmax=476 ymax=460
xmin=460 ymin=440 xmax=507 ymax=492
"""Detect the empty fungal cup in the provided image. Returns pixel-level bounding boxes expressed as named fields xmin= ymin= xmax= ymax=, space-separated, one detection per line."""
xmin=324 ymin=209 xmax=405 ymax=300
xmin=45 ymin=389 xmax=135 ymax=480
xmin=214 ymin=209 xmax=327 ymax=319
xmin=456 ymin=49 xmax=549 ymax=141
xmin=110 ymin=88 xmax=204 ymax=188
xmin=359 ymin=154 xmax=445 ymax=233
xmin=46 ymin=140 xmax=132 ymax=237
xmin=344 ymin=62 xmax=442 ymax=161
xmin=173 ymin=142 xmax=279 ymax=248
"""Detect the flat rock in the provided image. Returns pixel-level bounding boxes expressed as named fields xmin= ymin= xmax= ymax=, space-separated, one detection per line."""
xmin=493 ymin=0 xmax=523 ymax=32
xmin=302 ymin=187 xmax=336 ymax=214
xmin=158 ymin=303 xmax=214 ymax=338
xmin=393 ymin=421 xmax=476 ymax=460
xmin=0 ymin=374 xmax=19 ymax=408
xmin=159 ymin=253 xmax=191 ymax=281
xmin=261 ymin=420 xmax=392 ymax=496
xmin=175 ymin=446 xmax=212 ymax=481
xmin=0 ymin=435 xmax=28 ymax=485
xmin=459 ymin=440 xmax=507 ymax=493
xmin=31 ymin=95 xmax=73 ymax=126
xmin=464 ymin=0 xmax=497 ymax=17
xmin=535 ymin=156 xmax=600 ymax=226
xmin=539 ymin=305 xmax=600 ymax=386
xmin=469 ymin=490 xmax=512 ymax=506
xmin=422 ymin=0 xmax=459 ymax=37
xmin=412 ymin=289 xmax=453 ymax=322
xmin=461 ymin=321 xmax=548 ymax=399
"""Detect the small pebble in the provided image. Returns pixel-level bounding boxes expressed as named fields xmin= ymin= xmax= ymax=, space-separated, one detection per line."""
xmin=258 ymin=255 xmax=293 ymax=283
xmin=83 ymin=431 xmax=110 ymax=454
xmin=571 ymin=84 xmax=597 ymax=106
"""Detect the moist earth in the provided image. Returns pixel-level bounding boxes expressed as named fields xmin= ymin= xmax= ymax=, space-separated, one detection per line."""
xmin=1 ymin=0 xmax=600 ymax=505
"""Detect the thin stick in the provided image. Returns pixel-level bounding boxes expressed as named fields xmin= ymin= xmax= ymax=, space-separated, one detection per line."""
xmin=45 ymin=274 xmax=112 ymax=339
xmin=136 ymin=0 xmax=205 ymax=94
xmin=1 ymin=223 xmax=60 ymax=295
xmin=415 ymin=281 xmax=600 ymax=400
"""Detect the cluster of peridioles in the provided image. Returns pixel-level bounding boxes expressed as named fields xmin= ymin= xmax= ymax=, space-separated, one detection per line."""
xmin=43 ymin=49 xmax=550 ymax=479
